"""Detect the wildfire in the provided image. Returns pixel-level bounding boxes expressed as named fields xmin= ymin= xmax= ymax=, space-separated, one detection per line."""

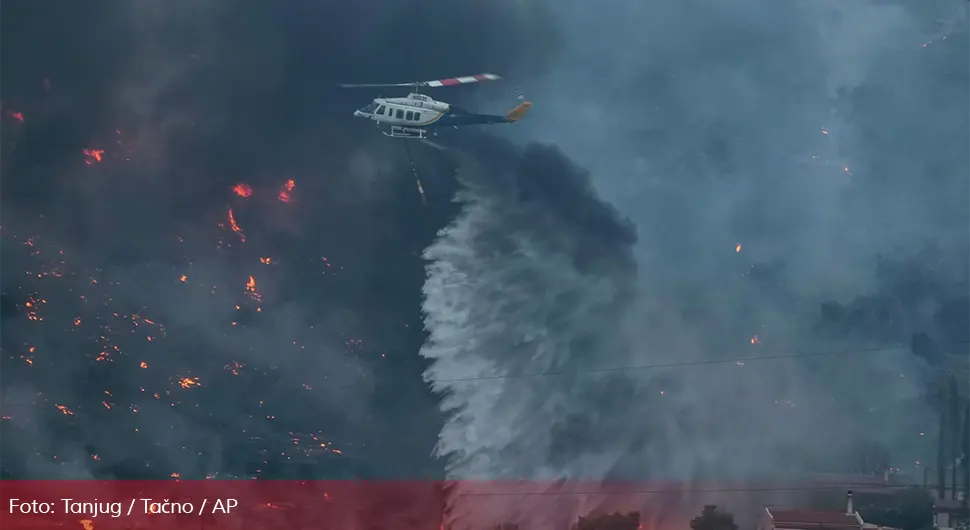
xmin=178 ymin=377 xmax=200 ymax=389
xmin=140 ymin=361 xmax=148 ymax=369
xmin=55 ymin=404 xmax=74 ymax=416
xmin=227 ymin=208 xmax=246 ymax=242
xmin=750 ymin=335 xmax=759 ymax=344
xmin=232 ymin=183 xmax=253 ymax=198
xmin=82 ymin=148 xmax=105 ymax=165
xmin=278 ymin=179 xmax=295 ymax=202
xmin=11 ymin=111 xmax=24 ymax=122
xmin=245 ymin=275 xmax=262 ymax=301
xmin=735 ymin=243 xmax=742 ymax=253
xmin=259 ymin=257 xmax=272 ymax=264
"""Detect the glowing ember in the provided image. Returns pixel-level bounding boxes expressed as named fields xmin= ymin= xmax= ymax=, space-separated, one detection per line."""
xmin=232 ymin=183 xmax=253 ymax=198
xmin=245 ymin=275 xmax=262 ymax=301
xmin=179 ymin=274 xmax=187 ymax=282
xmin=227 ymin=208 xmax=246 ymax=242
xmin=55 ymin=404 xmax=74 ymax=416
xmin=82 ymin=148 xmax=105 ymax=165
xmin=11 ymin=111 xmax=24 ymax=122
xmin=750 ymin=335 xmax=759 ymax=344
xmin=178 ymin=377 xmax=200 ymax=389
xmin=259 ymin=257 xmax=272 ymax=264
xmin=278 ymin=179 xmax=296 ymax=202
xmin=140 ymin=361 xmax=148 ymax=368
xmin=735 ymin=243 xmax=742 ymax=253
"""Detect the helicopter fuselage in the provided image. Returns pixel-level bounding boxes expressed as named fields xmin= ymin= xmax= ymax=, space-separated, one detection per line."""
xmin=353 ymin=93 xmax=530 ymax=138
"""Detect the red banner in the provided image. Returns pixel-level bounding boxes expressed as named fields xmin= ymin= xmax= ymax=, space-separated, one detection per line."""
xmin=0 ymin=478 xmax=896 ymax=529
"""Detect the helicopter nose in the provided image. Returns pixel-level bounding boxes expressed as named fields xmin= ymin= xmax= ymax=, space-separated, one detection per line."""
xmin=353 ymin=110 xmax=364 ymax=118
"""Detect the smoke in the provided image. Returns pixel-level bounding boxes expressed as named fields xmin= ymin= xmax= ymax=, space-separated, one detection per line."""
xmin=0 ymin=0 xmax=558 ymax=480
xmin=421 ymin=0 xmax=969 ymax=522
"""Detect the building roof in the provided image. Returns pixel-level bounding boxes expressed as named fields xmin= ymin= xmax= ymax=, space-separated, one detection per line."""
xmin=933 ymin=498 xmax=965 ymax=512
xmin=766 ymin=509 xmax=864 ymax=530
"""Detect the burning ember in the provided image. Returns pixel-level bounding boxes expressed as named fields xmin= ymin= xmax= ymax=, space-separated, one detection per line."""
xmin=227 ymin=208 xmax=246 ymax=242
xmin=278 ymin=179 xmax=296 ymax=202
xmin=232 ymin=183 xmax=253 ymax=198
xmin=82 ymin=148 xmax=104 ymax=164
xmin=245 ymin=275 xmax=262 ymax=302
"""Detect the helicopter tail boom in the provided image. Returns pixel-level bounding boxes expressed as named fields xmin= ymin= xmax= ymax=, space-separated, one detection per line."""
xmin=504 ymin=101 xmax=532 ymax=122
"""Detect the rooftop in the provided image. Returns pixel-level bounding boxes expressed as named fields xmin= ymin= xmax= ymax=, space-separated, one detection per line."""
xmin=766 ymin=509 xmax=864 ymax=530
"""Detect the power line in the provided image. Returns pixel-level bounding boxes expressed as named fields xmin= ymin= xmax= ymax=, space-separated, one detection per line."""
xmin=431 ymin=341 xmax=970 ymax=384
xmin=452 ymin=482 xmax=943 ymax=497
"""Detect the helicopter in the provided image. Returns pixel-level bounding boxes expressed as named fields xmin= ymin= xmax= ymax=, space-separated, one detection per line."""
xmin=338 ymin=73 xmax=532 ymax=139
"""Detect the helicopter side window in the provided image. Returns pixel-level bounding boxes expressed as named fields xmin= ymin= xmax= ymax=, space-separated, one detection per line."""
xmin=376 ymin=105 xmax=386 ymax=115
xmin=405 ymin=111 xmax=414 ymax=121
xmin=395 ymin=109 xmax=404 ymax=119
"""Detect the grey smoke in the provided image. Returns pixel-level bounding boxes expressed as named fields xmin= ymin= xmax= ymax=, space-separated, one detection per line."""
xmin=421 ymin=0 xmax=968 ymax=524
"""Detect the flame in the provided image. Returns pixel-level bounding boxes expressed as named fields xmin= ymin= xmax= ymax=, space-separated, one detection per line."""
xmin=227 ymin=208 xmax=246 ymax=242
xmin=278 ymin=179 xmax=295 ymax=202
xmin=179 ymin=377 xmax=200 ymax=389
xmin=180 ymin=274 xmax=187 ymax=282
xmin=232 ymin=183 xmax=253 ymax=198
xmin=11 ymin=111 xmax=24 ymax=122
xmin=260 ymin=257 xmax=272 ymax=264
xmin=140 ymin=361 xmax=148 ymax=369
xmin=56 ymin=404 xmax=74 ymax=416
xmin=735 ymin=243 xmax=742 ymax=253
xmin=245 ymin=275 xmax=262 ymax=301
xmin=80 ymin=520 xmax=94 ymax=530
xmin=750 ymin=335 xmax=759 ymax=344
xmin=82 ymin=149 xmax=104 ymax=165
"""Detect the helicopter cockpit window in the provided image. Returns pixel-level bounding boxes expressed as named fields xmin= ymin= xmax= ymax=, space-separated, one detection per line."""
xmin=358 ymin=102 xmax=379 ymax=114
xmin=376 ymin=105 xmax=386 ymax=115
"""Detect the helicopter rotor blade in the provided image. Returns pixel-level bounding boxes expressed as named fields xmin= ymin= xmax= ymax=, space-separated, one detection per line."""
xmin=423 ymin=73 xmax=502 ymax=87
xmin=336 ymin=82 xmax=418 ymax=88
xmin=336 ymin=73 xmax=503 ymax=89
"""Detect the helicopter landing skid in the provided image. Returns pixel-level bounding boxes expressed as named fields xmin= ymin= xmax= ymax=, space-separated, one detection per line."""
xmin=384 ymin=126 xmax=430 ymax=139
